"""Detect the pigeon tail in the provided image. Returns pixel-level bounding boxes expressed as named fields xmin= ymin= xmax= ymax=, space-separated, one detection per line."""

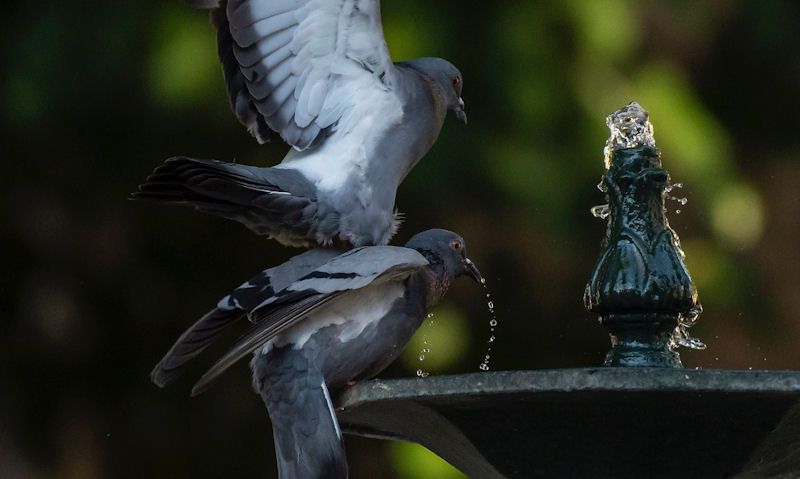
xmin=254 ymin=359 xmax=347 ymax=479
xmin=131 ymin=157 xmax=319 ymax=246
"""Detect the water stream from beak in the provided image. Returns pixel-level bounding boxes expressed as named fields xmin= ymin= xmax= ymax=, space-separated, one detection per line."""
xmin=416 ymin=313 xmax=435 ymax=378
xmin=478 ymin=278 xmax=498 ymax=372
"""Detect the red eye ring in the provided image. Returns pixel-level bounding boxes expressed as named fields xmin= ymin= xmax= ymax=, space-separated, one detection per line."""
xmin=452 ymin=76 xmax=461 ymax=87
xmin=451 ymin=239 xmax=463 ymax=251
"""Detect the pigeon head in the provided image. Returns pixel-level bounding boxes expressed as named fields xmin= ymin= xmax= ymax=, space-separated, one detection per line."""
xmin=405 ymin=229 xmax=482 ymax=283
xmin=405 ymin=58 xmax=467 ymax=124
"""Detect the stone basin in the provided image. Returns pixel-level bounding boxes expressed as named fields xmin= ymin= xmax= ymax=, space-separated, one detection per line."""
xmin=336 ymin=369 xmax=800 ymax=479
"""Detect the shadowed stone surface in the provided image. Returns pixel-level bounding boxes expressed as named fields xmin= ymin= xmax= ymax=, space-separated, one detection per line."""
xmin=336 ymin=369 xmax=800 ymax=479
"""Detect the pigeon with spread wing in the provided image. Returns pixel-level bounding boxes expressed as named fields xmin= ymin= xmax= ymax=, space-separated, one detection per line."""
xmin=133 ymin=0 xmax=467 ymax=248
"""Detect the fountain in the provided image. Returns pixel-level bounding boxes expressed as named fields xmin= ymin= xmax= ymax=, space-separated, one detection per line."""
xmin=335 ymin=103 xmax=800 ymax=478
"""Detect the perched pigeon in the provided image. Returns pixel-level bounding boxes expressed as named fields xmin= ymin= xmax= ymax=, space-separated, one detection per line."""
xmin=132 ymin=0 xmax=467 ymax=248
xmin=151 ymin=229 xmax=481 ymax=479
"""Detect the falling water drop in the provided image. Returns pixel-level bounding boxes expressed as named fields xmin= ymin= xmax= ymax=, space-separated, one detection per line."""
xmin=665 ymin=182 xmax=684 ymax=193
xmin=479 ymin=282 xmax=499 ymax=372
xmin=416 ymin=314 xmax=435 ymax=378
xmin=671 ymin=305 xmax=706 ymax=350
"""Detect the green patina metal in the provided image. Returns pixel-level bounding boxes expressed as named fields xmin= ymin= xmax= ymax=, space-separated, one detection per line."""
xmin=585 ymin=103 xmax=700 ymax=367
xmin=337 ymin=102 xmax=800 ymax=478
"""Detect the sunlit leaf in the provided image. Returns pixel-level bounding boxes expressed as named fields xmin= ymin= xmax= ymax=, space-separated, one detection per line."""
xmin=390 ymin=442 xmax=466 ymax=479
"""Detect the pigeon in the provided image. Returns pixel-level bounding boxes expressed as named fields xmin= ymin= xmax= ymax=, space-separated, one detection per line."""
xmin=151 ymin=229 xmax=482 ymax=479
xmin=132 ymin=0 xmax=467 ymax=248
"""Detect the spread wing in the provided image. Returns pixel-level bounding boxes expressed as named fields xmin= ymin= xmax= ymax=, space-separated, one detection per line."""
xmin=190 ymin=246 xmax=427 ymax=395
xmin=201 ymin=0 xmax=397 ymax=150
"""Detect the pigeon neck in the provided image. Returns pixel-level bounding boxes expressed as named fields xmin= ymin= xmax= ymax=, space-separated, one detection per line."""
xmin=414 ymin=252 xmax=452 ymax=307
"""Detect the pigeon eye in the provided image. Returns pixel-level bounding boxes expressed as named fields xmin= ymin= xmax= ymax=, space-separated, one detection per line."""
xmin=450 ymin=239 xmax=463 ymax=251
xmin=452 ymin=76 xmax=461 ymax=88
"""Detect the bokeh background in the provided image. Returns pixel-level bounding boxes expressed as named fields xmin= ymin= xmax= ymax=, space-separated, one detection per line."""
xmin=2 ymin=1 xmax=800 ymax=477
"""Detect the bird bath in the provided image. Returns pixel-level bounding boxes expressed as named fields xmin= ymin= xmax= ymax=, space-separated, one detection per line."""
xmin=335 ymin=103 xmax=800 ymax=478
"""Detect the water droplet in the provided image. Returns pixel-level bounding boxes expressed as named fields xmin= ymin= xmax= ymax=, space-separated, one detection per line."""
xmin=478 ymin=282 xmax=499 ymax=372
xmin=590 ymin=204 xmax=610 ymax=219
xmin=597 ymin=180 xmax=608 ymax=193
xmin=678 ymin=197 xmax=688 ymax=205
xmin=417 ymin=317 xmax=434 ymax=375
xmin=670 ymin=305 xmax=705 ymax=350
xmin=665 ymin=182 xmax=683 ymax=194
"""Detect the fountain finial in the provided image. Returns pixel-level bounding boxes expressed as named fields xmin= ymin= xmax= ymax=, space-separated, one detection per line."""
xmin=586 ymin=102 xmax=701 ymax=367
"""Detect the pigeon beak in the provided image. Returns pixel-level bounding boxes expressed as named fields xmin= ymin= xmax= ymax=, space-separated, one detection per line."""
xmin=462 ymin=258 xmax=483 ymax=284
xmin=455 ymin=98 xmax=467 ymax=124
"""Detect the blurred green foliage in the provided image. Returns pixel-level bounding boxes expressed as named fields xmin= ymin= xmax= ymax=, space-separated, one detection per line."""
xmin=2 ymin=1 xmax=800 ymax=478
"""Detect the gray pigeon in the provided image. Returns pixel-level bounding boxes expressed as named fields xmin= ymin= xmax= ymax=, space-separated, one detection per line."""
xmin=151 ymin=229 xmax=481 ymax=479
xmin=132 ymin=0 xmax=467 ymax=248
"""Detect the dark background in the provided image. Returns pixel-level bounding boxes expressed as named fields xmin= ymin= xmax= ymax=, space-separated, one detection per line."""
xmin=2 ymin=1 xmax=799 ymax=478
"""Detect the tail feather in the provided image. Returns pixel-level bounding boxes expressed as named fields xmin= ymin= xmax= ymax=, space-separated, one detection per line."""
xmin=131 ymin=157 xmax=318 ymax=244
xmin=254 ymin=359 xmax=348 ymax=479
xmin=151 ymin=307 xmax=243 ymax=388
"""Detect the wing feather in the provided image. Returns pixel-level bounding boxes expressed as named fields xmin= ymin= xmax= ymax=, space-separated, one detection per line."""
xmin=214 ymin=0 xmax=396 ymax=150
xmin=190 ymin=292 xmax=343 ymax=396
xmin=190 ymin=246 xmax=428 ymax=394
xmin=149 ymin=248 xmax=338 ymax=389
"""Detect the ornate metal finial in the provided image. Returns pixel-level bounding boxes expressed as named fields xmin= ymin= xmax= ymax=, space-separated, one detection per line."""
xmin=585 ymin=102 xmax=702 ymax=368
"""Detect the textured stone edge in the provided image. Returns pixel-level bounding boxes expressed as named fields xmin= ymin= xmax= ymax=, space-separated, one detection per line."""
xmin=337 ymin=368 xmax=800 ymax=409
